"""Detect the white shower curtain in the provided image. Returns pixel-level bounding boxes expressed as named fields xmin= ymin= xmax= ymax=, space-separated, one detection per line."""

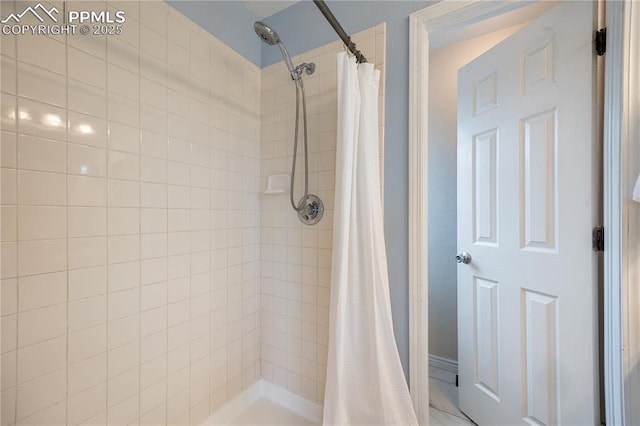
xmin=323 ymin=52 xmax=418 ymax=426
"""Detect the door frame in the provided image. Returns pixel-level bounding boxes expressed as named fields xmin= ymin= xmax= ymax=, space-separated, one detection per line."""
xmin=407 ymin=0 xmax=637 ymax=424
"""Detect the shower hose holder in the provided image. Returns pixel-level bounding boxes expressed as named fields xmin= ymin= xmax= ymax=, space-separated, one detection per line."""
xmin=291 ymin=62 xmax=316 ymax=81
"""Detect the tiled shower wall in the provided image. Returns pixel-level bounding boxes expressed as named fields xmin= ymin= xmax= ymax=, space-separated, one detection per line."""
xmin=0 ymin=1 xmax=261 ymax=424
xmin=259 ymin=24 xmax=386 ymax=403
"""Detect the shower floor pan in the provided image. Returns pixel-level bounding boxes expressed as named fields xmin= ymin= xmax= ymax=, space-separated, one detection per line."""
xmin=203 ymin=380 xmax=322 ymax=426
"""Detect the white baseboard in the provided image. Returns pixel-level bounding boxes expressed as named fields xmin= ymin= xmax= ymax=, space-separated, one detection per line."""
xmin=428 ymin=355 xmax=458 ymax=384
xmin=202 ymin=380 xmax=323 ymax=425
xmin=429 ymin=354 xmax=458 ymax=374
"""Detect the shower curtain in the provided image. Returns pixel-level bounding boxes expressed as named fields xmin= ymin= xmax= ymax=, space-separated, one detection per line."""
xmin=323 ymin=52 xmax=418 ymax=426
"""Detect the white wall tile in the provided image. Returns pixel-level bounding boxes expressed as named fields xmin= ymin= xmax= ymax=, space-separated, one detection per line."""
xmin=17 ymin=98 xmax=66 ymax=141
xmin=1 ymin=94 xmax=17 ymax=133
xmin=1 ymin=278 xmax=17 ymax=316
xmin=2 ymin=313 xmax=17 ymax=353
xmin=68 ymin=144 xmax=107 ymax=177
xmin=69 ymin=112 xmax=107 ymax=147
xmin=108 ymin=123 xmax=139 ymax=156
xmin=108 ymin=150 xmax=139 ymax=181
xmin=141 ymin=156 xmax=167 ymax=183
xmin=18 ymin=206 xmax=66 ymax=240
xmin=17 ymin=35 xmax=66 ymax=76
xmin=140 ymin=52 xmax=166 ymax=86
xmin=141 ymin=257 xmax=167 ymax=285
xmin=108 ymin=261 xmax=140 ymax=292
xmin=141 ymin=182 xmax=167 ymax=208
xmin=68 ymin=79 xmax=107 ymax=118
xmin=108 ymin=341 xmax=139 ymax=379
xmin=1 ymin=351 xmax=16 ymax=392
xmin=17 ymin=336 xmax=66 ymax=384
xmin=108 ymin=207 xmax=140 ymax=236
xmin=8 ymin=2 xmax=265 ymax=421
xmin=67 ymin=26 xmax=106 ymax=58
xmin=108 ymin=315 xmax=139 ymax=349
xmin=68 ymin=265 xmax=107 ymax=301
xmin=108 ymin=93 xmax=139 ymax=127
xmin=68 ymin=295 xmax=107 ymax=332
xmin=68 ymin=176 xmax=107 ymax=207
xmin=18 ymin=271 xmax=66 ymax=312
xmin=140 ymin=2 xmax=168 ymax=35
xmin=141 ymin=307 xmax=167 ymax=338
xmin=18 ymin=170 xmax=66 ymax=205
xmin=17 ymin=303 xmax=66 ymax=348
xmin=108 ymin=288 xmax=139 ymax=320
xmin=108 ymin=367 xmax=139 ymax=407
xmin=141 ymin=331 xmax=167 ymax=363
xmin=140 ymin=25 xmax=167 ymax=62
xmin=68 ymin=207 xmax=107 ymax=238
xmin=107 ymin=393 xmax=139 ymax=425
xmin=107 ymin=36 xmax=139 ymax=73
xmin=141 ymin=130 xmax=168 ymax=159
xmin=67 ymin=324 xmax=106 ymax=366
xmin=108 ymin=234 xmax=140 ymax=264
xmin=68 ymin=47 xmax=106 ymax=90
xmin=108 ymin=64 xmax=139 ymax=101
xmin=15 ymin=368 xmax=66 ymax=422
xmin=1 ymin=56 xmax=16 ymax=95
xmin=1 ymin=132 xmax=16 ymax=171
xmin=18 ymin=239 xmax=66 ymax=277
xmin=68 ymin=236 xmax=107 ymax=269
xmin=67 ymin=383 xmax=106 ymax=425
xmin=141 ymin=281 xmax=167 ymax=311
xmin=141 ymin=208 xmax=166 ymax=233
xmin=17 ymin=62 xmax=66 ymax=108
xmin=68 ymin=353 xmax=107 ymax=396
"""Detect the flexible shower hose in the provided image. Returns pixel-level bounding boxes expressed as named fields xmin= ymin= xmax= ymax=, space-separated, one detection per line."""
xmin=290 ymin=77 xmax=310 ymax=212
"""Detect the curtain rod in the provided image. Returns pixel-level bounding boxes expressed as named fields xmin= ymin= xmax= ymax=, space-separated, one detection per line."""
xmin=312 ymin=0 xmax=367 ymax=63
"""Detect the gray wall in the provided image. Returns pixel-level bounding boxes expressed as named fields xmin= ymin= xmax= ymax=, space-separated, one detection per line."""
xmin=170 ymin=0 xmax=433 ymax=380
xmin=427 ymin=45 xmax=459 ymax=362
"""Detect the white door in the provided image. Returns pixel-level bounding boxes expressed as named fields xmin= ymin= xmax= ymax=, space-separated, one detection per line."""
xmin=457 ymin=2 xmax=599 ymax=425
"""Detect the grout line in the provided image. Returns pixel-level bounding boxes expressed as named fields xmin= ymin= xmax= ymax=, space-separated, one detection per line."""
xmin=136 ymin=3 xmax=142 ymax=422
xmin=63 ymin=4 xmax=70 ymax=421
xmin=104 ymin=1 xmax=112 ymax=422
xmin=11 ymin=0 xmax=19 ymax=421
xmin=165 ymin=6 xmax=170 ymax=425
xmin=187 ymin=16 xmax=193 ymax=424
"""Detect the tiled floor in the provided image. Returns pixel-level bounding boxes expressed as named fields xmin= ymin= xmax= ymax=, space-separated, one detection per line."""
xmin=430 ymin=407 xmax=475 ymax=425
xmin=429 ymin=367 xmax=475 ymax=425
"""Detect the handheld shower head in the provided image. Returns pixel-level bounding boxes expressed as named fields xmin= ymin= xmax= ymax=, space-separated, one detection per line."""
xmin=254 ymin=21 xmax=280 ymax=45
xmin=254 ymin=21 xmax=297 ymax=77
xmin=252 ymin=22 xmax=321 ymax=224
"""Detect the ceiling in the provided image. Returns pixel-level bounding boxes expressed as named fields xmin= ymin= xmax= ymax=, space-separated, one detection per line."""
xmin=429 ymin=1 xmax=559 ymax=49
xmin=241 ymin=1 xmax=301 ymax=19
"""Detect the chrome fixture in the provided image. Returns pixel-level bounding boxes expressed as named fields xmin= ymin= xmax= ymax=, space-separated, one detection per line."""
xmin=253 ymin=22 xmax=316 ymax=82
xmin=297 ymin=195 xmax=324 ymax=226
xmin=456 ymin=252 xmax=472 ymax=264
xmin=254 ymin=21 xmax=323 ymax=225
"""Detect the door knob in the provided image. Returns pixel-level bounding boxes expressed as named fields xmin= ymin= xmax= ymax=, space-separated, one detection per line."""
xmin=456 ymin=252 xmax=472 ymax=264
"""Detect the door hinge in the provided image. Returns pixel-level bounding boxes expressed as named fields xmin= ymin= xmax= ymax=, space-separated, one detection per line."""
xmin=455 ymin=375 xmax=458 ymax=387
xmin=595 ymin=28 xmax=606 ymax=56
xmin=593 ymin=226 xmax=605 ymax=251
